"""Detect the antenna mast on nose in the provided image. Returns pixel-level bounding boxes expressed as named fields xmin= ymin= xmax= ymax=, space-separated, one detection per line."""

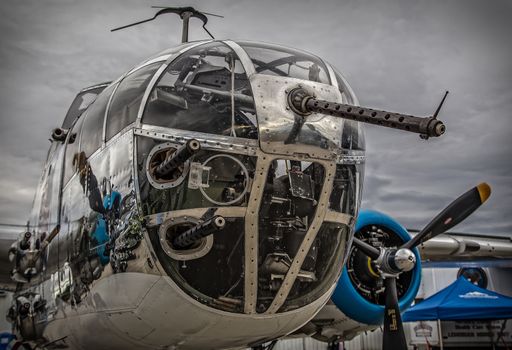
xmin=110 ymin=6 xmax=223 ymax=43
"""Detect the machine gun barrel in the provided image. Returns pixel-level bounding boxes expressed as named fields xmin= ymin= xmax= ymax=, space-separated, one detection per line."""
xmin=173 ymin=216 xmax=226 ymax=249
xmin=287 ymin=88 xmax=446 ymax=138
xmin=155 ymin=139 xmax=201 ymax=178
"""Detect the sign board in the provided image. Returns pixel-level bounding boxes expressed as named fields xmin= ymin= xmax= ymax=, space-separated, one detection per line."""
xmin=410 ymin=320 xmax=511 ymax=347
xmin=409 ymin=321 xmax=440 ymax=345
xmin=442 ymin=320 xmax=512 ymax=345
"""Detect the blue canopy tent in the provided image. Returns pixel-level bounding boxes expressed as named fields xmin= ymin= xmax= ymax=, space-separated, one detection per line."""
xmin=403 ymin=276 xmax=512 ymax=349
xmin=403 ymin=276 xmax=512 ymax=322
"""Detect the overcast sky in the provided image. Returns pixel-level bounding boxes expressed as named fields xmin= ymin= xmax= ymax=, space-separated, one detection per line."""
xmin=0 ymin=0 xmax=511 ymax=236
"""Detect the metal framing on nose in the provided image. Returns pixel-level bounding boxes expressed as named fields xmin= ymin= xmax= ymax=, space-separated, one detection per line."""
xmin=130 ymin=39 xmax=358 ymax=315
xmin=264 ymin=157 xmax=337 ymax=314
xmin=243 ymin=151 xmax=337 ymax=314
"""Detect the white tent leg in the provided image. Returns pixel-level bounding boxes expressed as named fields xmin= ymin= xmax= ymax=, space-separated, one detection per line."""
xmin=437 ymin=319 xmax=444 ymax=350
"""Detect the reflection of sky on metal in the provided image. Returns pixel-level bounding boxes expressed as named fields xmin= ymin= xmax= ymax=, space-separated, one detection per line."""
xmin=0 ymin=0 xmax=510 ymax=235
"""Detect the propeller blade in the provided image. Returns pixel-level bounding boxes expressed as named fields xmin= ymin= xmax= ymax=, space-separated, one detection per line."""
xmin=383 ymin=277 xmax=408 ymax=350
xmin=352 ymin=237 xmax=380 ymax=260
xmin=402 ymin=182 xmax=491 ymax=250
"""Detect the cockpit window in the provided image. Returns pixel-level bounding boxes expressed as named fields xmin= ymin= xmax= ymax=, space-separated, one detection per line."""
xmin=143 ymin=42 xmax=258 ymax=139
xmin=61 ymin=84 xmax=109 ymax=129
xmin=238 ymin=41 xmax=331 ymax=85
xmin=80 ymin=83 xmax=116 ymax=158
xmin=106 ymin=62 xmax=162 ymax=141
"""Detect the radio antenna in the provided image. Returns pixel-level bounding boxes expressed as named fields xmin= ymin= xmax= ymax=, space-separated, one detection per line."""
xmin=111 ymin=6 xmax=222 ymax=43
xmin=432 ymin=90 xmax=449 ymax=119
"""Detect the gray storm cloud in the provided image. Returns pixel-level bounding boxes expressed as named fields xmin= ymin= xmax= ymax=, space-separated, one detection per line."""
xmin=0 ymin=0 xmax=510 ymax=235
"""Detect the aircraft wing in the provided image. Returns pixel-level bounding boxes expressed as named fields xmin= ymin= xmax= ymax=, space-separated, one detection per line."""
xmin=298 ymin=230 xmax=512 ymax=344
xmin=413 ymin=230 xmax=512 ymax=267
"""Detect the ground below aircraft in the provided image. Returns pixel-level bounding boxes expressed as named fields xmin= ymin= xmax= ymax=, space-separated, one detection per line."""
xmin=0 ymin=6 xmax=506 ymax=350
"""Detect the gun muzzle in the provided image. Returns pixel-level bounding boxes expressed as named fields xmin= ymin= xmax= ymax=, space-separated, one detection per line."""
xmin=155 ymin=139 xmax=201 ymax=178
xmin=173 ymin=216 xmax=225 ymax=249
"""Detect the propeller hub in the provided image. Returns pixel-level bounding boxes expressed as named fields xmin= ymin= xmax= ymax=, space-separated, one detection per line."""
xmin=376 ymin=247 xmax=417 ymax=275
xmin=393 ymin=248 xmax=416 ymax=272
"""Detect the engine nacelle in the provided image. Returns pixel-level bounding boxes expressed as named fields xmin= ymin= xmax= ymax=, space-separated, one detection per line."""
xmin=331 ymin=209 xmax=422 ymax=325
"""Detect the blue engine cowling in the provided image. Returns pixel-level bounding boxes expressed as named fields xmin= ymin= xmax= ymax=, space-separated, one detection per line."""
xmin=331 ymin=209 xmax=422 ymax=325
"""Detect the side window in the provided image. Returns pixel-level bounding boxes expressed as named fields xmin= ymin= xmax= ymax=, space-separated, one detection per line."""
xmin=61 ymin=84 xmax=109 ymax=129
xmin=81 ymin=83 xmax=117 ymax=158
xmin=105 ymin=62 xmax=161 ymax=141
xmin=63 ymin=116 xmax=84 ymax=185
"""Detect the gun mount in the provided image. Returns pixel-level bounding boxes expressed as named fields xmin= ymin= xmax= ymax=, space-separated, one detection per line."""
xmin=173 ymin=215 xmax=226 ymax=249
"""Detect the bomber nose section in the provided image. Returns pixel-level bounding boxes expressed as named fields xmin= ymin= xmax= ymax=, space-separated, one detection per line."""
xmin=135 ymin=40 xmax=364 ymax=316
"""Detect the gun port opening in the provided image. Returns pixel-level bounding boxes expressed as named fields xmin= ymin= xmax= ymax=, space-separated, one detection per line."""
xmin=148 ymin=146 xmax=184 ymax=182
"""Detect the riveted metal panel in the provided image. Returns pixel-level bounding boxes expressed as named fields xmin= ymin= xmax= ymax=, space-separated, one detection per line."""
xmin=250 ymin=74 xmax=344 ymax=160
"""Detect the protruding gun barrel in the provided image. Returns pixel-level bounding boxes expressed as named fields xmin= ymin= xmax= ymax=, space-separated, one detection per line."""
xmin=173 ymin=216 xmax=226 ymax=249
xmin=155 ymin=139 xmax=201 ymax=178
xmin=287 ymin=87 xmax=446 ymax=138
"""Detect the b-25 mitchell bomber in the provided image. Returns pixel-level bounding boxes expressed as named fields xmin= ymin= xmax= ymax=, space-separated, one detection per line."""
xmin=2 ymin=6 xmax=507 ymax=350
